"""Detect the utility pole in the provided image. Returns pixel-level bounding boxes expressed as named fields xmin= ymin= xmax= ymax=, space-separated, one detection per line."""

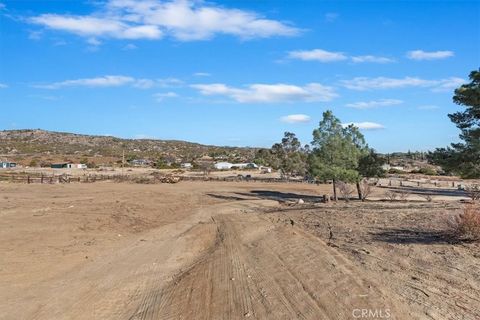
xmin=122 ymin=149 xmax=125 ymax=176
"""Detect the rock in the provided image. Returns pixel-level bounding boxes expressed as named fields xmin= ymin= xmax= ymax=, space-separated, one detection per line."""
xmin=297 ymin=198 xmax=305 ymax=204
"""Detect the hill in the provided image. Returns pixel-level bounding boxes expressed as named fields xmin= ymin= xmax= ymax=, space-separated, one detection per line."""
xmin=0 ymin=129 xmax=257 ymax=166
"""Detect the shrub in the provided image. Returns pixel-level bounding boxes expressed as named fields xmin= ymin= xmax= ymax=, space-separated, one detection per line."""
xmin=384 ymin=191 xmax=398 ymax=201
xmin=447 ymin=204 xmax=480 ymax=241
xmin=465 ymin=184 xmax=480 ymax=201
xmin=396 ymin=189 xmax=410 ymax=201
xmin=421 ymin=194 xmax=434 ymax=202
xmin=359 ymin=180 xmax=373 ymax=201
xmin=419 ymin=167 xmax=437 ymax=176
xmin=337 ymin=181 xmax=354 ymax=202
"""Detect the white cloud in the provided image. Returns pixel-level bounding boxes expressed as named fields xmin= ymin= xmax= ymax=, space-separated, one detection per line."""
xmin=157 ymin=77 xmax=184 ymax=87
xmin=324 ymin=13 xmax=339 ymax=22
xmin=33 ymin=75 xmax=135 ymax=89
xmin=288 ymin=49 xmax=347 ymax=62
xmin=193 ymin=72 xmax=211 ymax=77
xmin=153 ymin=91 xmax=178 ymax=101
xmin=351 ymin=55 xmax=395 ymax=63
xmin=280 ymin=114 xmax=311 ymax=123
xmin=87 ymin=37 xmax=102 ymax=46
xmin=191 ymin=82 xmax=338 ymax=103
xmin=33 ymin=76 xmax=184 ymax=90
xmin=30 ymin=0 xmax=299 ymax=41
xmin=345 ymin=99 xmax=403 ymax=109
xmin=341 ymin=76 xmax=465 ymax=91
xmin=28 ymin=30 xmax=43 ymax=40
xmin=123 ymin=43 xmax=138 ymax=50
xmin=407 ymin=50 xmax=454 ymax=60
xmin=343 ymin=122 xmax=385 ymax=130
xmin=132 ymin=78 xmax=156 ymax=89
xmin=0 ymin=83 xmax=8 ymax=88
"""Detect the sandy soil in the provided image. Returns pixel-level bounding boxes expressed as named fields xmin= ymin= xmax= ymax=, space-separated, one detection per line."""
xmin=0 ymin=181 xmax=478 ymax=319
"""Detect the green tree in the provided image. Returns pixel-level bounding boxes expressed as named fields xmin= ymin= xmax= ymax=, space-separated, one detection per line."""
xmin=429 ymin=70 xmax=480 ymax=178
xmin=309 ymin=111 xmax=368 ymax=201
xmin=271 ymin=132 xmax=307 ymax=179
xmin=358 ymin=149 xmax=386 ymax=179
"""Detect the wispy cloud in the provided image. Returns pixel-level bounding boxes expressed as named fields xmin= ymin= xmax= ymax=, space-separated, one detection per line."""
xmin=351 ymin=55 xmax=395 ymax=63
xmin=191 ymin=83 xmax=338 ymax=103
xmin=406 ymin=50 xmax=454 ymax=60
xmin=33 ymin=75 xmax=135 ymax=89
xmin=288 ymin=49 xmax=347 ymax=62
xmin=193 ymin=72 xmax=211 ymax=77
xmin=33 ymin=75 xmax=184 ymax=90
xmin=288 ymin=49 xmax=394 ymax=64
xmin=341 ymin=76 xmax=464 ymax=91
xmin=0 ymin=83 xmax=8 ymax=89
xmin=30 ymin=0 xmax=299 ymax=42
xmin=345 ymin=99 xmax=403 ymax=109
xmin=122 ymin=43 xmax=138 ymax=50
xmin=280 ymin=114 xmax=311 ymax=123
xmin=324 ymin=13 xmax=339 ymax=23
xmin=343 ymin=122 xmax=385 ymax=130
xmin=153 ymin=92 xmax=178 ymax=102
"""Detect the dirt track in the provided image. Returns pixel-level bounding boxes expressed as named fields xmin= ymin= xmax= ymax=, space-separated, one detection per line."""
xmin=1 ymin=182 xmax=478 ymax=319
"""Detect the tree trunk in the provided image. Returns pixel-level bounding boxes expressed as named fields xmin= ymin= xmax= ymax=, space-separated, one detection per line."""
xmin=356 ymin=180 xmax=363 ymax=201
xmin=332 ymin=179 xmax=338 ymax=201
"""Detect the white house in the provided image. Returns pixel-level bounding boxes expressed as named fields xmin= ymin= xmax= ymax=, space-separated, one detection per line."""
xmin=214 ymin=162 xmax=233 ymax=170
xmin=181 ymin=162 xmax=192 ymax=169
xmin=214 ymin=162 xmax=258 ymax=170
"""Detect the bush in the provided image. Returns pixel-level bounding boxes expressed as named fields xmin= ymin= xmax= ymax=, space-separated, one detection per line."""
xmin=465 ymin=184 xmax=480 ymax=201
xmin=419 ymin=167 xmax=438 ymax=176
xmin=359 ymin=180 xmax=373 ymax=201
xmin=384 ymin=191 xmax=398 ymax=201
xmin=396 ymin=189 xmax=410 ymax=201
xmin=337 ymin=181 xmax=354 ymax=202
xmin=447 ymin=204 xmax=480 ymax=241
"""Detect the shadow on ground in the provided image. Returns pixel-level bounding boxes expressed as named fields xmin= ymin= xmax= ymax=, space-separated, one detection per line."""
xmin=371 ymin=228 xmax=454 ymax=244
xmin=382 ymin=186 xmax=467 ymax=198
xmin=207 ymin=190 xmax=327 ymax=203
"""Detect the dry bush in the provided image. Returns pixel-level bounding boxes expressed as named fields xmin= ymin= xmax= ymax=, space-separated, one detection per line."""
xmin=359 ymin=180 xmax=373 ymax=201
xmin=384 ymin=190 xmax=398 ymax=201
xmin=446 ymin=204 xmax=480 ymax=241
xmin=421 ymin=194 xmax=434 ymax=202
xmin=465 ymin=184 xmax=480 ymax=201
xmin=337 ymin=181 xmax=354 ymax=202
xmin=396 ymin=189 xmax=410 ymax=201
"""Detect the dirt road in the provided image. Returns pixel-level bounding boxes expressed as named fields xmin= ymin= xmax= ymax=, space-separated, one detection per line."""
xmin=1 ymin=182 xmax=477 ymax=319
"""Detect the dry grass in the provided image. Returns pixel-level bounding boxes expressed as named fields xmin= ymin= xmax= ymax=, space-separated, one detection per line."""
xmin=447 ymin=203 xmax=480 ymax=242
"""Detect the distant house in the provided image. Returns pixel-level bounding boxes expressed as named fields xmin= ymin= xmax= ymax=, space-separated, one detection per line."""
xmin=260 ymin=166 xmax=272 ymax=173
xmin=214 ymin=162 xmax=258 ymax=170
xmin=129 ymin=159 xmax=153 ymax=167
xmin=214 ymin=162 xmax=233 ymax=170
xmin=51 ymin=163 xmax=87 ymax=169
xmin=181 ymin=163 xmax=192 ymax=169
xmin=232 ymin=163 xmax=258 ymax=169
xmin=0 ymin=161 xmax=17 ymax=169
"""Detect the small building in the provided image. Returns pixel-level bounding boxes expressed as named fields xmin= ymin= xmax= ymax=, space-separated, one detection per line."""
xmin=129 ymin=159 xmax=153 ymax=167
xmin=0 ymin=161 xmax=17 ymax=169
xmin=181 ymin=163 xmax=192 ymax=169
xmin=214 ymin=162 xmax=233 ymax=170
xmin=51 ymin=163 xmax=87 ymax=169
xmin=260 ymin=166 xmax=272 ymax=173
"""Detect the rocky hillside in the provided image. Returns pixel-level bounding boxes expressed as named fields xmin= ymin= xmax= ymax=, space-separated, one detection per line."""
xmin=0 ymin=129 xmax=256 ymax=165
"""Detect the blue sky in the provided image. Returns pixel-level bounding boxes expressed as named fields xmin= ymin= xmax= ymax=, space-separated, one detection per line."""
xmin=0 ymin=0 xmax=479 ymax=152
